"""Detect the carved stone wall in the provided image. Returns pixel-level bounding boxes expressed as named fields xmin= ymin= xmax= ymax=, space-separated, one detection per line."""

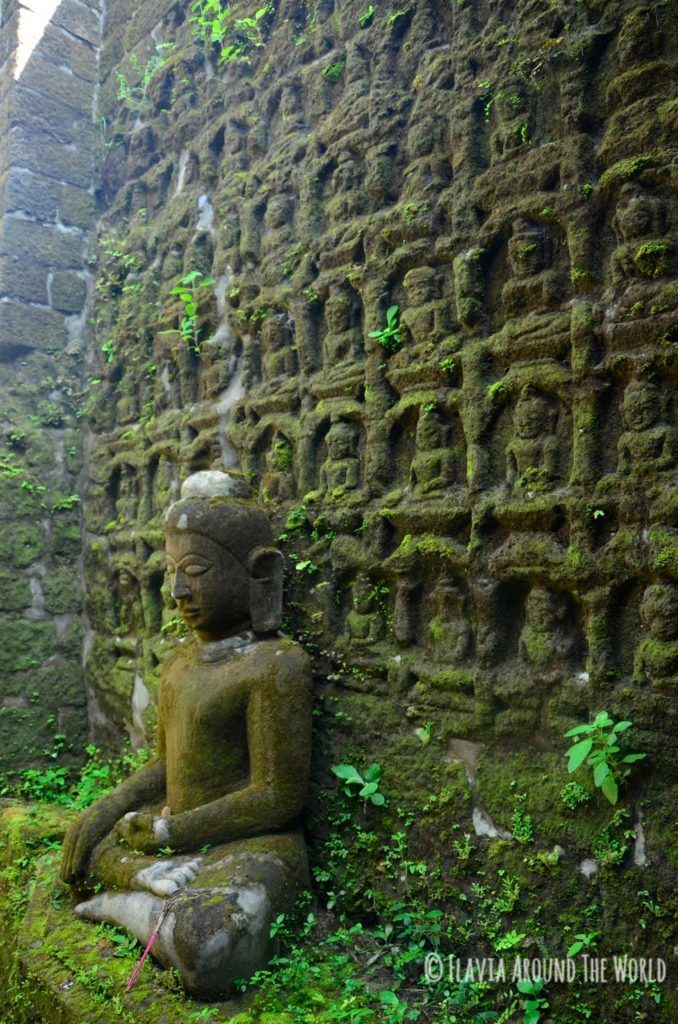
xmin=0 ymin=0 xmax=101 ymax=772
xmin=86 ymin=0 xmax=676 ymax=760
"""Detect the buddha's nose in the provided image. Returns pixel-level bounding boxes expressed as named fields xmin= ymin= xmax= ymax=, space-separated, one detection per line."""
xmin=171 ymin=571 xmax=191 ymax=600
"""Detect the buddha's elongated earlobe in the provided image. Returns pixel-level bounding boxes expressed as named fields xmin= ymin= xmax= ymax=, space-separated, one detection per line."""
xmin=248 ymin=547 xmax=284 ymax=633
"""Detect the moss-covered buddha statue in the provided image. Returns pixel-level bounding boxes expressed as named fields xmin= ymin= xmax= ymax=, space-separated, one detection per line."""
xmin=60 ymin=473 xmax=313 ymax=998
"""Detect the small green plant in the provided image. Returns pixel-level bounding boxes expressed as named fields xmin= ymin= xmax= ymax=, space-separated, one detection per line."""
xmin=415 ymin=720 xmax=432 ymax=745
xmin=116 ymin=42 xmax=174 ymax=108
xmin=496 ymin=928 xmax=526 ymax=950
xmin=332 ymin=762 xmax=386 ymax=806
xmin=161 ymin=616 xmax=190 ymax=638
xmin=581 ymin=181 xmax=594 ymax=199
xmin=293 ymin=557 xmax=318 ymax=575
xmin=322 ymin=56 xmax=346 ymax=82
xmin=101 ymin=339 xmax=116 ymax=363
xmin=559 ymin=780 xmax=591 ymax=809
xmin=567 ymin=929 xmax=599 ymax=957
xmin=564 ymin=712 xmax=645 ymax=804
xmin=359 ymin=5 xmax=376 ymax=28
xmin=511 ymin=795 xmax=534 ymax=845
xmin=517 ymin=978 xmax=548 ymax=1024
xmin=369 ymin=305 xmax=403 ymax=354
xmin=167 ymin=270 xmax=215 ymax=352
xmin=452 ymin=833 xmax=474 ymax=862
xmin=302 ymin=286 xmax=320 ymax=304
xmin=190 ymin=1 xmax=274 ymax=64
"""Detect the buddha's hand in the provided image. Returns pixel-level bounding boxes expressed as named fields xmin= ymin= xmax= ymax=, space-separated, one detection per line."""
xmin=114 ymin=812 xmax=168 ymax=854
xmin=60 ymin=800 xmax=123 ymax=884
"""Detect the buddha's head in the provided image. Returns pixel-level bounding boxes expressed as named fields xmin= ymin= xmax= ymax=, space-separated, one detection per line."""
xmin=640 ymin=583 xmax=677 ymax=642
xmin=326 ymin=419 xmax=359 ymax=460
xmin=508 ymin=219 xmax=549 ymax=278
xmin=165 ymin=473 xmax=283 ymax=641
xmin=514 ymin=390 xmax=554 ymax=440
xmin=525 ymin=585 xmax=561 ymax=630
xmin=416 ymin=407 xmax=447 ymax=451
xmin=622 ymin=381 xmax=660 ymax=432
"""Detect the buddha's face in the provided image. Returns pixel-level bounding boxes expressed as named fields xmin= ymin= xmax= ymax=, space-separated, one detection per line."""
xmin=640 ymin=585 xmax=677 ymax=642
xmin=623 ymin=383 xmax=659 ymax=431
xmin=327 ymin=423 xmax=357 ymax=459
xmin=525 ymin=587 xmax=558 ymax=629
xmin=166 ymin=531 xmax=250 ymax=641
xmin=514 ymin=396 xmax=550 ymax=439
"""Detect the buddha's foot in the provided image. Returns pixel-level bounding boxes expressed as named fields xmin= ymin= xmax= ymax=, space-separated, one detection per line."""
xmin=133 ymin=857 xmax=203 ymax=896
xmin=76 ymin=881 xmax=274 ymax=998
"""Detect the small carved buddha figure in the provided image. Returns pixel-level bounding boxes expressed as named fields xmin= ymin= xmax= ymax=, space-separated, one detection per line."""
xmin=611 ymin=188 xmax=670 ymax=283
xmin=261 ymin=313 xmax=298 ymax=383
xmin=393 ymin=578 xmax=421 ymax=648
xmin=403 ymin=114 xmax=451 ymax=198
xmin=400 ymin=267 xmax=449 ymax=348
xmin=409 ymin=407 xmax=456 ymax=496
xmin=319 ymin=419 xmax=361 ymax=496
xmin=506 ymin=390 xmax=560 ymax=490
xmin=261 ymin=195 xmax=297 ymax=287
xmin=328 ymin=155 xmax=369 ymax=225
xmin=115 ymin=464 xmax=139 ymax=523
xmin=634 ymin=583 xmax=678 ymax=684
xmin=116 ymin=566 xmax=143 ymax=637
xmin=518 ymin=585 xmax=576 ymax=670
xmin=61 ymin=475 xmax=312 ymax=999
xmin=343 ymin=575 xmax=385 ymax=648
xmin=502 ymin=219 xmax=563 ymax=317
xmin=260 ymin=431 xmax=295 ymax=502
xmin=617 ymin=381 xmax=676 ymax=477
xmin=321 ymin=285 xmax=364 ymax=374
xmin=426 ymin=576 xmax=472 ymax=665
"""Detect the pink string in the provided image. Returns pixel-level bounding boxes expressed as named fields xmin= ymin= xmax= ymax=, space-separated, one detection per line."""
xmin=125 ymin=906 xmax=168 ymax=991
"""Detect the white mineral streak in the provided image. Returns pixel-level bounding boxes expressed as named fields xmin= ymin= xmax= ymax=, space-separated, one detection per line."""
xmin=472 ymin=806 xmax=511 ymax=840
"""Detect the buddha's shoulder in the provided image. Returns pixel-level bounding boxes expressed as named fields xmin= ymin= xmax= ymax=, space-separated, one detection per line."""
xmin=248 ymin=636 xmax=311 ymax=671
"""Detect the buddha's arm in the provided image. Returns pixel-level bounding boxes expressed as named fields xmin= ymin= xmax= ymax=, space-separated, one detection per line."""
xmin=60 ymin=724 xmax=167 ymax=883
xmin=165 ymin=650 xmax=312 ymax=852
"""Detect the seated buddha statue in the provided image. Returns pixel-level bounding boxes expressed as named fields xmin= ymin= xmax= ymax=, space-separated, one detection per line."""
xmin=60 ymin=474 xmax=313 ymax=999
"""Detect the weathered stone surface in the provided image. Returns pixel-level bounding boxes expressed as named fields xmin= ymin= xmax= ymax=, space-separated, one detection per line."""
xmin=0 ymin=298 xmax=67 ymax=353
xmin=57 ymin=182 xmax=96 ymax=229
xmin=1 ymin=215 xmax=85 ymax=269
xmin=18 ymin=21 xmax=98 ymax=83
xmin=15 ymin=54 xmax=94 ymax=115
xmin=51 ymin=0 xmax=103 ymax=48
xmin=0 ymin=253 xmax=49 ymax=303
xmin=49 ymin=269 xmax=88 ymax=313
xmin=12 ymin=84 xmax=95 ymax=146
xmin=11 ymin=127 xmax=95 ymax=188
xmin=0 ymin=167 xmax=60 ymax=220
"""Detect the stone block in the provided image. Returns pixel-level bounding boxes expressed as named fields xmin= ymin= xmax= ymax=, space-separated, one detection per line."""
xmin=21 ymin=21 xmax=98 ymax=83
xmin=0 ymin=617 xmax=56 ymax=672
xmin=12 ymin=84 xmax=95 ymax=146
xmin=0 ymin=298 xmax=66 ymax=355
xmin=1 ymin=215 xmax=85 ymax=269
xmin=0 ymin=254 xmax=49 ymax=304
xmin=51 ymin=0 xmax=102 ymax=48
xmin=0 ymin=168 xmax=60 ymax=221
xmin=57 ymin=182 xmax=96 ymax=230
xmin=15 ymin=53 xmax=94 ymax=115
xmin=0 ymin=706 xmax=56 ymax=768
xmin=0 ymin=569 xmax=32 ymax=612
xmin=11 ymin=128 xmax=95 ymax=189
xmin=49 ymin=269 xmax=88 ymax=314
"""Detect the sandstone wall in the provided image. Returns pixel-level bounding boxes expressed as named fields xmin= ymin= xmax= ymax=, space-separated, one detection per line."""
xmin=0 ymin=0 xmax=101 ymax=772
xmin=86 ymin=0 xmax=676 ymax=753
